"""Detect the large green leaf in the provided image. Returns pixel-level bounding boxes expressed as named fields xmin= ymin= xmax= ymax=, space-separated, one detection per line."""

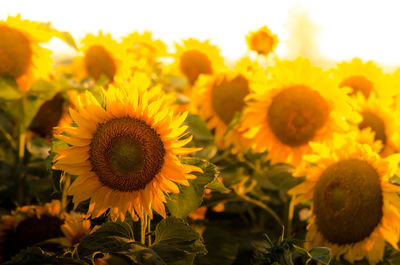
xmin=0 ymin=77 xmax=21 ymax=101
xmin=153 ymin=217 xmax=207 ymax=256
xmin=166 ymin=157 xmax=218 ymax=218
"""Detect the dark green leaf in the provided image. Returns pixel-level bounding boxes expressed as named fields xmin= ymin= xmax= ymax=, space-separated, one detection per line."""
xmin=153 ymin=217 xmax=207 ymax=256
xmin=308 ymin=247 xmax=331 ymax=264
xmin=151 ymin=245 xmax=194 ymax=265
xmin=205 ymin=177 xmax=230 ymax=192
xmin=166 ymin=158 xmax=218 ymax=218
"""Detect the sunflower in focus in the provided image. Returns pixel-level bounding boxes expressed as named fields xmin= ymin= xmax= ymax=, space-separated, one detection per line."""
xmin=0 ymin=200 xmax=64 ymax=262
xmin=53 ymin=73 xmax=201 ymax=221
xmin=332 ymin=58 xmax=387 ymax=99
xmin=240 ymin=58 xmax=360 ymax=165
xmin=0 ymin=15 xmax=53 ymax=92
xmin=246 ymin=26 xmax=278 ymax=55
xmin=191 ymin=58 xmax=261 ymax=150
xmin=63 ymin=31 xmax=132 ymax=84
xmin=172 ymin=38 xmax=225 ymax=86
xmin=350 ymin=91 xmax=400 ymax=156
xmin=289 ymin=134 xmax=400 ymax=264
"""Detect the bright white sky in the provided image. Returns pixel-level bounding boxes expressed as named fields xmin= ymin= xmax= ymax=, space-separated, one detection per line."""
xmin=2 ymin=0 xmax=400 ymax=70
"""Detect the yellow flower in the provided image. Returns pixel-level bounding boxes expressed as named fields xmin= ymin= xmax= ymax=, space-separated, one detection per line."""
xmin=53 ymin=73 xmax=201 ymax=221
xmin=191 ymin=58 xmax=261 ymax=151
xmin=63 ymin=31 xmax=132 ymax=84
xmin=172 ymin=38 xmax=225 ymax=86
xmin=0 ymin=200 xmax=64 ymax=262
xmin=0 ymin=15 xmax=53 ymax=92
xmin=240 ymin=57 xmax=360 ymax=165
xmin=350 ymin=91 xmax=400 ymax=156
xmin=333 ymin=58 xmax=388 ymax=99
xmin=289 ymin=134 xmax=400 ymax=264
xmin=246 ymin=26 xmax=278 ymax=55
xmin=61 ymin=212 xmax=97 ymax=246
xmin=122 ymin=31 xmax=167 ymax=60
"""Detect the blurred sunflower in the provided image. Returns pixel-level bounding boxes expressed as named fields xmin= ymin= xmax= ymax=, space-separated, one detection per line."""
xmin=53 ymin=73 xmax=201 ymax=221
xmin=0 ymin=15 xmax=53 ymax=92
xmin=191 ymin=58 xmax=261 ymax=150
xmin=172 ymin=38 xmax=225 ymax=86
xmin=333 ymin=58 xmax=386 ymax=99
xmin=63 ymin=31 xmax=132 ymax=84
xmin=289 ymin=134 xmax=400 ymax=264
xmin=0 ymin=200 xmax=64 ymax=262
xmin=351 ymin=91 xmax=400 ymax=156
xmin=240 ymin=58 xmax=360 ymax=165
xmin=60 ymin=212 xmax=97 ymax=247
xmin=122 ymin=31 xmax=167 ymax=61
xmin=246 ymin=25 xmax=278 ymax=55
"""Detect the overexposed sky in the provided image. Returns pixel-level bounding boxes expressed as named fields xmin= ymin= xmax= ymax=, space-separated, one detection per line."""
xmin=2 ymin=0 xmax=400 ymax=69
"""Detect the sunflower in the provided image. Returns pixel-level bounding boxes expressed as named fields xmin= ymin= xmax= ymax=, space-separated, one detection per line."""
xmin=122 ymin=31 xmax=167 ymax=61
xmin=61 ymin=212 xmax=97 ymax=247
xmin=0 ymin=200 xmax=64 ymax=262
xmin=63 ymin=31 xmax=132 ymax=84
xmin=0 ymin=15 xmax=53 ymax=92
xmin=53 ymin=73 xmax=201 ymax=221
xmin=190 ymin=58 xmax=261 ymax=150
xmin=172 ymin=38 xmax=226 ymax=86
xmin=332 ymin=58 xmax=389 ymax=99
xmin=246 ymin=25 xmax=278 ymax=55
xmin=240 ymin=57 xmax=360 ymax=165
xmin=289 ymin=134 xmax=400 ymax=264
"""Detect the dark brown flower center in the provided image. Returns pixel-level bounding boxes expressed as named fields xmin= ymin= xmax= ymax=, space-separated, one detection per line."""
xmin=84 ymin=45 xmax=117 ymax=82
xmin=339 ymin=75 xmax=374 ymax=98
xmin=250 ymin=32 xmax=274 ymax=54
xmin=2 ymin=215 xmax=64 ymax=261
xmin=89 ymin=117 xmax=165 ymax=192
xmin=211 ymin=74 xmax=249 ymax=125
xmin=0 ymin=25 xmax=32 ymax=78
xmin=267 ymin=85 xmax=329 ymax=147
xmin=179 ymin=49 xmax=213 ymax=85
xmin=359 ymin=111 xmax=386 ymax=146
xmin=313 ymin=159 xmax=383 ymax=244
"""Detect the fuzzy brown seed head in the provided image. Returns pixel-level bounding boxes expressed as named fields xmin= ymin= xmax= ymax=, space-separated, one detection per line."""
xmin=84 ymin=45 xmax=117 ymax=81
xmin=179 ymin=49 xmax=213 ymax=85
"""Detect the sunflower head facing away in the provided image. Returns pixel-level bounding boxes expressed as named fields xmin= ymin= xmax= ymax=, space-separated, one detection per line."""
xmin=246 ymin=26 xmax=278 ymax=55
xmin=191 ymin=58 xmax=261 ymax=150
xmin=0 ymin=15 xmax=53 ymax=92
xmin=64 ymin=31 xmax=132 ymax=84
xmin=53 ymin=73 xmax=201 ymax=221
xmin=240 ymin=57 xmax=360 ymax=165
xmin=173 ymin=38 xmax=225 ymax=86
xmin=289 ymin=134 xmax=400 ymax=264
xmin=122 ymin=31 xmax=167 ymax=60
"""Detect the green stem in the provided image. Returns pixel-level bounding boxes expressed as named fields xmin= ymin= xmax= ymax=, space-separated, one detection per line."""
xmin=236 ymin=192 xmax=282 ymax=226
xmin=141 ymin=212 xmax=147 ymax=245
xmin=16 ymin=130 xmax=26 ymax=204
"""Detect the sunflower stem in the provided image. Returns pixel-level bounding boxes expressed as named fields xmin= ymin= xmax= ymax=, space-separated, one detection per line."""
xmin=16 ymin=129 xmax=26 ymax=204
xmin=236 ymin=192 xmax=282 ymax=226
xmin=141 ymin=211 xmax=147 ymax=245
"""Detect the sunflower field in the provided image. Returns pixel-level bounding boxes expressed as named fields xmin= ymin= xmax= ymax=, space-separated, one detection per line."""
xmin=2 ymin=11 xmax=400 ymax=265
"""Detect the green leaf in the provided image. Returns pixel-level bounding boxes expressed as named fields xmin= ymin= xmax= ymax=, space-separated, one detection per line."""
xmin=205 ymin=177 xmax=230 ymax=192
xmin=223 ymin=111 xmax=242 ymax=137
xmin=308 ymin=247 xmax=331 ymax=265
xmin=166 ymin=157 xmax=218 ymax=218
xmin=185 ymin=114 xmax=213 ymax=141
xmin=122 ymin=243 xmax=166 ymax=265
xmin=56 ymin=31 xmax=78 ymax=50
xmin=153 ymin=217 xmax=207 ymax=256
xmin=79 ymin=220 xmax=135 ymax=258
xmin=3 ymin=247 xmax=89 ymax=265
xmin=151 ymin=245 xmax=194 ymax=265
xmin=0 ymin=77 xmax=21 ymax=101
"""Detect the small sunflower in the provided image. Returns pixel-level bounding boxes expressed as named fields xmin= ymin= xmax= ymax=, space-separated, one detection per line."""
xmin=240 ymin=57 xmax=360 ymax=165
xmin=289 ymin=134 xmax=400 ymax=264
xmin=332 ymin=58 xmax=388 ymax=99
xmin=172 ymin=38 xmax=225 ymax=86
xmin=0 ymin=15 xmax=53 ymax=92
xmin=191 ymin=58 xmax=261 ymax=150
xmin=61 ymin=212 xmax=97 ymax=247
xmin=64 ymin=31 xmax=132 ymax=84
xmin=246 ymin=25 xmax=278 ymax=55
xmin=0 ymin=200 xmax=64 ymax=262
xmin=350 ymin=91 xmax=400 ymax=156
xmin=53 ymin=73 xmax=201 ymax=221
